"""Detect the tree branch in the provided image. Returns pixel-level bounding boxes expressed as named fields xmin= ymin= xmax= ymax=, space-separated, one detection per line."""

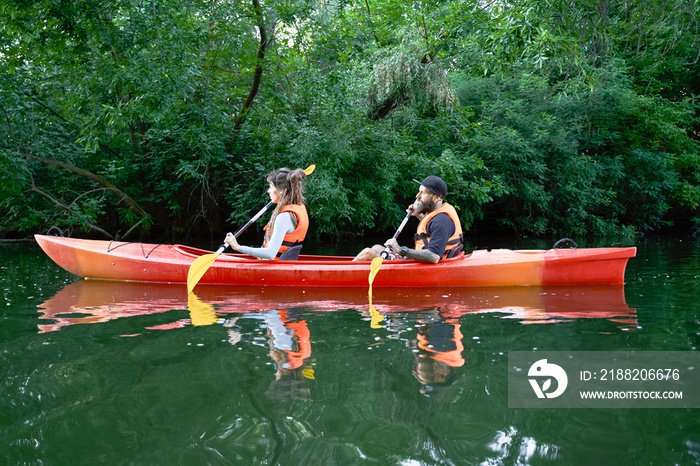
xmin=29 ymin=184 xmax=114 ymax=239
xmin=27 ymin=153 xmax=149 ymax=218
xmin=233 ymin=0 xmax=268 ymax=130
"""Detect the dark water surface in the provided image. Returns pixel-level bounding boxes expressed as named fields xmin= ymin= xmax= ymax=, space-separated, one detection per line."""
xmin=2 ymin=236 xmax=699 ymax=465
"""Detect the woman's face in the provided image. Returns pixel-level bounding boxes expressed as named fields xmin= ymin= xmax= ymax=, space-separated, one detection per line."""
xmin=268 ymin=182 xmax=282 ymax=204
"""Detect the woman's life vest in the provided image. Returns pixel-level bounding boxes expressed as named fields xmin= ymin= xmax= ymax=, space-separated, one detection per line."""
xmin=277 ymin=310 xmax=312 ymax=370
xmin=414 ymin=202 xmax=463 ymax=258
xmin=263 ymin=204 xmax=309 ymax=259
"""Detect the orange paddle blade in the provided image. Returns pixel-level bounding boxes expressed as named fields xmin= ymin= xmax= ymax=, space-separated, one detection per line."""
xmin=187 ymin=252 xmax=220 ymax=294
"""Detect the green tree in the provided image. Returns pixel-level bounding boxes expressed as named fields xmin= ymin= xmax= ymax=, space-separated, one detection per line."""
xmin=1 ymin=0 xmax=698 ymax=242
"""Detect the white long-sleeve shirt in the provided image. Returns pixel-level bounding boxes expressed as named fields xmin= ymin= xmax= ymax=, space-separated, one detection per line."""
xmin=238 ymin=212 xmax=295 ymax=260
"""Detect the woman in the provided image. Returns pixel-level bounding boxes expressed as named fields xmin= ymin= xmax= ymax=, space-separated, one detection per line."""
xmin=224 ymin=167 xmax=309 ymax=260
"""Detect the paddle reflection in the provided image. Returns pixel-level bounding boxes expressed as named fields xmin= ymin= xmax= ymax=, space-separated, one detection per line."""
xmin=187 ymin=292 xmax=217 ymax=326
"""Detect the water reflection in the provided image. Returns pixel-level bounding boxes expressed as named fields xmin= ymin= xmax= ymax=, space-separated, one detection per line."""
xmin=224 ymin=309 xmax=314 ymax=400
xmin=187 ymin=292 xmax=217 ymax=326
xmin=38 ymin=280 xmax=637 ymax=333
xmin=410 ymin=312 xmax=465 ymax=395
xmin=37 ymin=280 xmax=636 ymax=401
xmin=488 ymin=426 xmax=560 ymax=464
xmin=13 ymin=238 xmax=699 ymax=464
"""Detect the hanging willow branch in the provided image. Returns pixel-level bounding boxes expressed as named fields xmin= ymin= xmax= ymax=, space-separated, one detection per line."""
xmin=367 ymin=52 xmax=458 ymax=120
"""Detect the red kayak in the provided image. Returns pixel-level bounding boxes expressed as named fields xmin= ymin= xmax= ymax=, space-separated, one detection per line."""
xmin=35 ymin=234 xmax=636 ymax=287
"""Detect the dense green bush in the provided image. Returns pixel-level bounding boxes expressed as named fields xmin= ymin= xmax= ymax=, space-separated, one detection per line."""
xmin=1 ymin=0 xmax=698 ymax=242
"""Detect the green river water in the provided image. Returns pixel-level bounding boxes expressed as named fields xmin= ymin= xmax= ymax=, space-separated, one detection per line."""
xmin=1 ymin=236 xmax=699 ymax=465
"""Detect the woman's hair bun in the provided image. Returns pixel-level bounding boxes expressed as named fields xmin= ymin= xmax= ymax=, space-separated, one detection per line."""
xmin=289 ymin=168 xmax=306 ymax=183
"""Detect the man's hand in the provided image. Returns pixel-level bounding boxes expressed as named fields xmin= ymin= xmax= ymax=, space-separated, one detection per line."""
xmin=408 ymin=202 xmax=423 ymax=219
xmin=384 ymin=238 xmax=400 ymax=253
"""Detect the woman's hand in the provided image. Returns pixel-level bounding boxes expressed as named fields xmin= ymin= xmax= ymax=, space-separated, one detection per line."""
xmin=224 ymin=232 xmax=241 ymax=252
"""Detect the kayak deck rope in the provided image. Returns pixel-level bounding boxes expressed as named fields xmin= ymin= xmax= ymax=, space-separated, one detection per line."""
xmin=45 ymin=227 xmax=164 ymax=259
xmin=553 ymin=238 xmax=578 ymax=249
xmin=47 ymin=226 xmax=65 ymax=237
xmin=107 ymin=241 xmax=164 ymax=258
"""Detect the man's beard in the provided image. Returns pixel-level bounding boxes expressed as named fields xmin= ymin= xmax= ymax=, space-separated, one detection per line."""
xmin=414 ymin=197 xmax=438 ymax=216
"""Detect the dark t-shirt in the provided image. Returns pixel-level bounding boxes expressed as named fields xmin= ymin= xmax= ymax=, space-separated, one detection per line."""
xmin=423 ymin=213 xmax=456 ymax=257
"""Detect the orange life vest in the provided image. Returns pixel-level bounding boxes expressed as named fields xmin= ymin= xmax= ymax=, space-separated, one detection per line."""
xmin=414 ymin=202 xmax=463 ymax=258
xmin=263 ymin=204 xmax=309 ymax=259
xmin=277 ymin=310 xmax=312 ymax=370
xmin=417 ymin=319 xmax=465 ymax=368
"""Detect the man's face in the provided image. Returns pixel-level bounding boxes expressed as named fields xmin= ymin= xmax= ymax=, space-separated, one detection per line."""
xmin=414 ymin=186 xmax=439 ymax=215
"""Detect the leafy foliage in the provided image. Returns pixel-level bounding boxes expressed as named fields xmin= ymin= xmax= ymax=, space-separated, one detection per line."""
xmin=1 ymin=0 xmax=698 ymax=242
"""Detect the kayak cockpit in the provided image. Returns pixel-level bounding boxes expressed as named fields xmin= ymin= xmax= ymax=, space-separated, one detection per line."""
xmin=174 ymin=244 xmax=356 ymax=263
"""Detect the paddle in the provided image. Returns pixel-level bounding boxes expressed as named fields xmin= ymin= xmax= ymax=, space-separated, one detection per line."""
xmin=187 ymin=164 xmax=316 ymax=294
xmin=368 ymin=207 xmax=414 ymax=299
xmin=366 ymin=207 xmax=414 ymax=328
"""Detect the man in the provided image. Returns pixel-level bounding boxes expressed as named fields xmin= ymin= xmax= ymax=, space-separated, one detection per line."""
xmin=353 ymin=176 xmax=463 ymax=264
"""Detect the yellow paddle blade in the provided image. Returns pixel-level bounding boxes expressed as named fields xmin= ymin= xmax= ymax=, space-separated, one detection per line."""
xmin=187 ymin=252 xmax=220 ymax=294
xmin=187 ymin=292 xmax=218 ymax=326
xmin=368 ymin=256 xmax=384 ymax=299
xmin=303 ymin=164 xmax=315 ymax=175
xmin=369 ymin=304 xmax=385 ymax=329
xmin=302 ymin=367 xmax=316 ymax=380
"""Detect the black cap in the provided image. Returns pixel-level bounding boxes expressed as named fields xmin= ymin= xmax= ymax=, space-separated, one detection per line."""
xmin=414 ymin=175 xmax=448 ymax=199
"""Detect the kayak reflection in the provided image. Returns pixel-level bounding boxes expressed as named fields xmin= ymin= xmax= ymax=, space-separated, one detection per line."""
xmin=37 ymin=280 xmax=637 ymax=333
xmin=38 ymin=281 xmax=636 ymax=399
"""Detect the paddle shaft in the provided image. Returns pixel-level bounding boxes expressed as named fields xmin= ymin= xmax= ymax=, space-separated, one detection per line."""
xmin=392 ymin=208 xmax=413 ymax=239
xmin=380 ymin=208 xmax=414 ymax=259
xmin=234 ymin=201 xmax=273 ymax=237
xmin=213 ymin=201 xmax=274 ymax=254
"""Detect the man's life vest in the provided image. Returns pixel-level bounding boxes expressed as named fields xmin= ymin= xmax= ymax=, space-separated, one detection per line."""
xmin=414 ymin=202 xmax=463 ymax=258
xmin=417 ymin=318 xmax=465 ymax=368
xmin=263 ymin=204 xmax=309 ymax=259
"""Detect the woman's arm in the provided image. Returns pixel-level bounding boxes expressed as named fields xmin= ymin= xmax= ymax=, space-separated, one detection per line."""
xmin=238 ymin=212 xmax=294 ymax=260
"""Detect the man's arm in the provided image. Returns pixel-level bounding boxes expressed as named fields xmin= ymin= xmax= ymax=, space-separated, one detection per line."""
xmin=384 ymin=214 xmax=455 ymax=264
xmin=384 ymin=240 xmax=441 ymax=264
xmin=402 ymin=247 xmax=440 ymax=264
